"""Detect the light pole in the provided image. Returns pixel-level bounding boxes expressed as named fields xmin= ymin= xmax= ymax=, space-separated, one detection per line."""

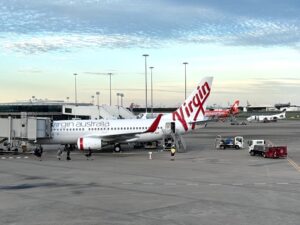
xmin=149 ymin=66 xmax=154 ymax=114
xmin=183 ymin=62 xmax=188 ymax=100
xmin=108 ymin=73 xmax=113 ymax=106
xmin=91 ymin=95 xmax=95 ymax=105
xmin=84 ymin=72 xmax=114 ymax=106
xmin=116 ymin=93 xmax=121 ymax=107
xmin=73 ymin=73 xmax=78 ymax=106
xmin=116 ymin=93 xmax=124 ymax=107
xmin=120 ymin=93 xmax=124 ymax=107
xmin=96 ymin=91 xmax=100 ymax=119
xmin=96 ymin=91 xmax=100 ymax=108
xmin=143 ymin=54 xmax=149 ymax=113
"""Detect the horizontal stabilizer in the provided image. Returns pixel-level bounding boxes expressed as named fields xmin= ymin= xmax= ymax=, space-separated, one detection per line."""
xmin=145 ymin=114 xmax=163 ymax=133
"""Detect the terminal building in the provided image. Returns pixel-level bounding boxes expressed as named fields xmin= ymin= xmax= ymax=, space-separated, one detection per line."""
xmin=0 ymin=98 xmax=137 ymax=151
xmin=0 ymin=98 xmax=136 ymax=120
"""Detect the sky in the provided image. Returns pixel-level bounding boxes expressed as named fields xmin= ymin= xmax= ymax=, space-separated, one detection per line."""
xmin=0 ymin=0 xmax=300 ymax=107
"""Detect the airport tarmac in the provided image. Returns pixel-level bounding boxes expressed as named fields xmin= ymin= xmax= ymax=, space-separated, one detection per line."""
xmin=0 ymin=120 xmax=300 ymax=225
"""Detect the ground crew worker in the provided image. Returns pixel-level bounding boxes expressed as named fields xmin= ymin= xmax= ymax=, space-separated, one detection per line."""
xmin=57 ymin=148 xmax=63 ymax=160
xmin=170 ymin=145 xmax=176 ymax=161
xmin=34 ymin=147 xmax=43 ymax=161
xmin=85 ymin=148 xmax=93 ymax=160
xmin=66 ymin=148 xmax=71 ymax=161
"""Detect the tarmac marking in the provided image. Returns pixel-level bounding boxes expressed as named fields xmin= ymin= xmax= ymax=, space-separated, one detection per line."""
xmin=143 ymin=182 xmax=154 ymax=185
xmin=186 ymin=183 xmax=199 ymax=186
xmin=254 ymin=182 xmax=266 ymax=185
xmin=122 ymin=182 xmax=133 ymax=185
xmin=164 ymin=183 xmax=176 ymax=186
xmin=114 ymin=182 xmax=296 ymax=187
xmin=287 ymin=157 xmax=300 ymax=172
xmin=1 ymin=156 xmax=29 ymax=160
xmin=232 ymin=183 xmax=244 ymax=186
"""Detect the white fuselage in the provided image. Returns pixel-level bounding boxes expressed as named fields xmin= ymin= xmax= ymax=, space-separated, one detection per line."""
xmin=37 ymin=76 xmax=213 ymax=148
xmin=40 ymin=116 xmax=186 ymax=145
xmin=247 ymin=112 xmax=286 ymax=122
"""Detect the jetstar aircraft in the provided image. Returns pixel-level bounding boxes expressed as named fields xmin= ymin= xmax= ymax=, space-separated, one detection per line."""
xmin=204 ymin=100 xmax=239 ymax=121
xmin=40 ymin=77 xmax=213 ymax=152
xmin=246 ymin=110 xmax=286 ymax=123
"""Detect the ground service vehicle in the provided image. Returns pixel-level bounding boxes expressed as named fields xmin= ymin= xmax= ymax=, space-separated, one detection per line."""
xmin=215 ymin=136 xmax=244 ymax=149
xmin=248 ymin=139 xmax=287 ymax=158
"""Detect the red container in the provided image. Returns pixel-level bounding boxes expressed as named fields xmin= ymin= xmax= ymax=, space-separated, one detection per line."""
xmin=264 ymin=146 xmax=287 ymax=158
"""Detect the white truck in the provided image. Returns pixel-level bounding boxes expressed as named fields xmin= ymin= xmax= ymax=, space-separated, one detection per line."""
xmin=248 ymin=140 xmax=266 ymax=155
xmin=248 ymin=139 xmax=287 ymax=158
xmin=215 ymin=136 xmax=244 ymax=149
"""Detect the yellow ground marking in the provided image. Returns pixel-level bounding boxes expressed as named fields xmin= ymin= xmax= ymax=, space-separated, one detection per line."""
xmin=287 ymin=157 xmax=300 ymax=172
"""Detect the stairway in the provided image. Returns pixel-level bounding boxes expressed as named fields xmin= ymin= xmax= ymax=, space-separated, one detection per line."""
xmin=162 ymin=130 xmax=187 ymax=153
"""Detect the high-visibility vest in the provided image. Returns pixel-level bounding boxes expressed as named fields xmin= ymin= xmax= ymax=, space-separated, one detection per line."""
xmin=171 ymin=148 xmax=176 ymax=154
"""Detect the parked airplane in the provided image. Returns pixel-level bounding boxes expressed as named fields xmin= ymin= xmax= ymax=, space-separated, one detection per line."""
xmin=204 ymin=100 xmax=239 ymax=121
xmin=246 ymin=110 xmax=286 ymax=123
xmin=40 ymin=77 xmax=213 ymax=152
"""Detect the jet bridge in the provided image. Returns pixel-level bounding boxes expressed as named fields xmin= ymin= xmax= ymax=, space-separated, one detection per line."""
xmin=0 ymin=115 xmax=52 ymax=142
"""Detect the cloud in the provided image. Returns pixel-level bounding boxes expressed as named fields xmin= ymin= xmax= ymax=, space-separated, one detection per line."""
xmin=0 ymin=0 xmax=300 ymax=53
xmin=3 ymin=33 xmax=157 ymax=54
xmin=18 ymin=69 xmax=43 ymax=74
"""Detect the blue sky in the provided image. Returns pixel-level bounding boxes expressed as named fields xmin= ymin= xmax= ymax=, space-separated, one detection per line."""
xmin=0 ymin=0 xmax=300 ymax=107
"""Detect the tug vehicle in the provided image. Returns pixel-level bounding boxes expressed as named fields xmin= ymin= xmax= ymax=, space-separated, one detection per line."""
xmin=248 ymin=139 xmax=287 ymax=158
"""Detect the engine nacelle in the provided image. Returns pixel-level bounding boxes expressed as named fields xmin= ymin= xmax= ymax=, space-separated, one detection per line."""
xmin=77 ymin=137 xmax=102 ymax=150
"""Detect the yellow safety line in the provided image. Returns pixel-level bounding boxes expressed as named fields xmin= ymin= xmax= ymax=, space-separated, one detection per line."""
xmin=287 ymin=157 xmax=300 ymax=172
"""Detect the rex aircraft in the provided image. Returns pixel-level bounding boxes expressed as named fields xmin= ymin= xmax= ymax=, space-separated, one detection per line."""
xmin=41 ymin=77 xmax=213 ymax=152
xmin=247 ymin=110 xmax=286 ymax=123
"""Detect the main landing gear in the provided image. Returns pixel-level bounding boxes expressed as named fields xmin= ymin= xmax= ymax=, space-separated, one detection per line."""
xmin=114 ymin=144 xmax=121 ymax=153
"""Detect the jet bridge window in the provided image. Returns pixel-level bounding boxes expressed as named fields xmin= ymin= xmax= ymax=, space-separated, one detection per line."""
xmin=65 ymin=108 xmax=72 ymax=113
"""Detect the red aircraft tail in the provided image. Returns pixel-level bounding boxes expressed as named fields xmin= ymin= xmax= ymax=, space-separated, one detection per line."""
xmin=230 ymin=100 xmax=239 ymax=115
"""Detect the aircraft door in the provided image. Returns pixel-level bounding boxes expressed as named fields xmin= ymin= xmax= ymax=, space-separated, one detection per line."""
xmin=171 ymin=122 xmax=175 ymax=133
xmin=165 ymin=122 xmax=176 ymax=134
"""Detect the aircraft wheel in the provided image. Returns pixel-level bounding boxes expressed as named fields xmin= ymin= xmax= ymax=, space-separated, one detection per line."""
xmin=114 ymin=144 xmax=121 ymax=153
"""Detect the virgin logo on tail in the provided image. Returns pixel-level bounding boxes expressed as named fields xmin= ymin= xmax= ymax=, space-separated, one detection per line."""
xmin=172 ymin=81 xmax=211 ymax=131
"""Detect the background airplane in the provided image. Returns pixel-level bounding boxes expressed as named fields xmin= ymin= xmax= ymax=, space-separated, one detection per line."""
xmin=204 ymin=100 xmax=239 ymax=121
xmin=247 ymin=110 xmax=286 ymax=123
xmin=40 ymin=77 xmax=213 ymax=152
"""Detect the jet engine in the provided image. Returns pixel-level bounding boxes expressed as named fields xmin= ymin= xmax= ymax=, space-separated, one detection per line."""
xmin=77 ymin=137 xmax=102 ymax=150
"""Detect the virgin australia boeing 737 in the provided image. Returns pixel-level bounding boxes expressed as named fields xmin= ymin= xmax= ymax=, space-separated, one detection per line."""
xmin=40 ymin=77 xmax=213 ymax=152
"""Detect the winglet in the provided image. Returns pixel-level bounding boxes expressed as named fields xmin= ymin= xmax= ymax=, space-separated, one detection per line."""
xmin=145 ymin=114 xmax=163 ymax=133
